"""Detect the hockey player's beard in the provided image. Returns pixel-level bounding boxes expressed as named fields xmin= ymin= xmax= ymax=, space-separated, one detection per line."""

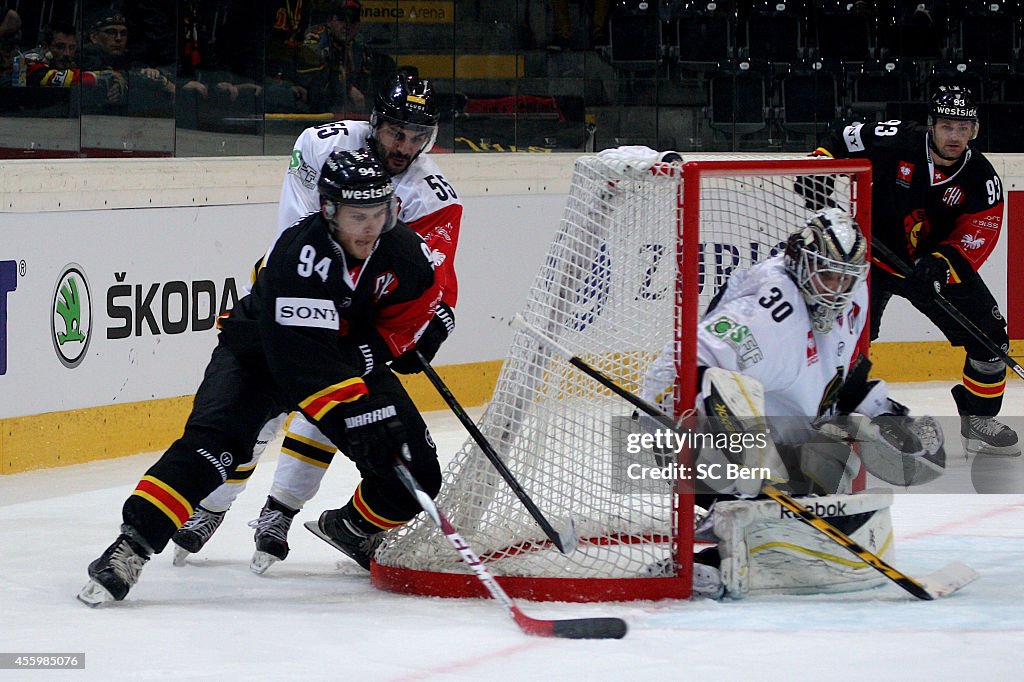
xmin=928 ymin=134 xmax=965 ymax=164
xmin=385 ymin=152 xmax=413 ymax=174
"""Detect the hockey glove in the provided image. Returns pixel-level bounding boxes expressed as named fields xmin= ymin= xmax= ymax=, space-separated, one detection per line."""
xmin=390 ymin=303 xmax=455 ymax=375
xmin=907 ymin=254 xmax=949 ymax=304
xmin=341 ymin=395 xmax=408 ymax=476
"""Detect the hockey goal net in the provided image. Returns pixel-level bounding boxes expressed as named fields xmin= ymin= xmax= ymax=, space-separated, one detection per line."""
xmin=374 ymin=156 xmax=872 ymax=602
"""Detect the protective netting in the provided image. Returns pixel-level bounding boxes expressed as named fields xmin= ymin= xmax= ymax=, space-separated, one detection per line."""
xmin=374 ymin=155 xmax=869 ymax=601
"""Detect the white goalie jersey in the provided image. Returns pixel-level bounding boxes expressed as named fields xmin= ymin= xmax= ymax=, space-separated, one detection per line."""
xmin=644 ymin=254 xmax=867 ymax=444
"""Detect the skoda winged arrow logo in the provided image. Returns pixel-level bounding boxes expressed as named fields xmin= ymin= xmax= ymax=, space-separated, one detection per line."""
xmin=51 ymin=263 xmax=92 ymax=368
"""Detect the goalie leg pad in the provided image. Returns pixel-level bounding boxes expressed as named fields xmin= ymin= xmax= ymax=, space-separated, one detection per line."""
xmin=709 ymin=491 xmax=895 ymax=598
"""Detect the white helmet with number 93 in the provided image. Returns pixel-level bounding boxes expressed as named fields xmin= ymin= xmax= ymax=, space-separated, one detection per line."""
xmin=784 ymin=208 xmax=869 ymax=334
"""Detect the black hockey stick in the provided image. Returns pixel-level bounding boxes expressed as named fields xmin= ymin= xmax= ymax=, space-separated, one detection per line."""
xmin=511 ymin=314 xmax=978 ymax=600
xmin=871 ymin=238 xmax=1024 ymax=380
xmin=391 ymin=448 xmax=627 ymax=639
xmin=414 ymin=351 xmax=578 ymax=554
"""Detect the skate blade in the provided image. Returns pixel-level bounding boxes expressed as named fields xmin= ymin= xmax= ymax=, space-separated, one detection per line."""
xmin=963 ymin=436 xmax=1022 ymax=457
xmin=303 ymin=520 xmax=369 ymax=570
xmin=171 ymin=545 xmax=191 ymax=567
xmin=250 ymin=551 xmax=279 ymax=575
xmin=77 ymin=579 xmax=116 ymax=607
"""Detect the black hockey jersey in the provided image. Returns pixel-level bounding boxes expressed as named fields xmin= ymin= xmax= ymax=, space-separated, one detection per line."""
xmin=219 ymin=212 xmax=440 ymax=443
xmin=813 ymin=120 xmax=1004 ymax=281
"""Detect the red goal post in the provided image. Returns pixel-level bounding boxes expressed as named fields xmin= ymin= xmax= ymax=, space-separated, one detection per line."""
xmin=373 ymin=156 xmax=873 ymax=603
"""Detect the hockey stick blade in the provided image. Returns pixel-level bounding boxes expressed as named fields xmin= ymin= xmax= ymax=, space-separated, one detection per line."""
xmin=512 ymin=315 xmax=978 ymax=601
xmin=918 ymin=561 xmax=979 ymax=599
xmin=392 ymin=448 xmax=627 ymax=639
xmin=414 ymin=351 xmax=578 ymax=555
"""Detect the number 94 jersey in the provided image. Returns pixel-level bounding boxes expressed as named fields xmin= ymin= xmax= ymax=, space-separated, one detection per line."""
xmin=695 ymin=256 xmax=867 ymax=443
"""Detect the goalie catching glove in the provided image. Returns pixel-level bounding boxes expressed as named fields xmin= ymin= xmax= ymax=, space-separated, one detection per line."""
xmin=816 ymin=377 xmax=945 ymax=487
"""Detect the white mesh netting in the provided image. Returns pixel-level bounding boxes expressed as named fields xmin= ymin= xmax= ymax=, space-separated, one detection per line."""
xmin=374 ymin=155 xmax=868 ymax=601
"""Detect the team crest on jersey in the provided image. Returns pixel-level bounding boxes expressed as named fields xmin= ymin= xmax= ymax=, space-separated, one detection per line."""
xmin=427 ymin=222 xmax=454 ymax=243
xmin=374 ymin=271 xmax=399 ymax=301
xmin=961 ymin=233 xmax=987 ymax=251
xmin=903 ymin=209 xmax=929 ymax=251
xmin=942 ymin=186 xmax=964 ymax=206
xmin=897 ymin=161 xmax=915 ymax=187
xmin=806 ymin=331 xmax=819 ymax=366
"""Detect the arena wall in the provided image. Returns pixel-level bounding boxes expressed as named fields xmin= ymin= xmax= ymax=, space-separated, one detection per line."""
xmin=1 ymin=153 xmax=1020 ymax=472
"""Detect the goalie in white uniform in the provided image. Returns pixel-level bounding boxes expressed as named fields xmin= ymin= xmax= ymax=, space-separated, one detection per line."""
xmin=170 ymin=73 xmax=462 ymax=573
xmin=642 ymin=208 xmax=945 ymax=598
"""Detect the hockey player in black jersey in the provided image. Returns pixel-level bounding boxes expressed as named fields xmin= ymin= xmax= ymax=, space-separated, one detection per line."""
xmin=798 ymin=85 xmax=1018 ymax=457
xmin=78 ymin=149 xmax=443 ymax=605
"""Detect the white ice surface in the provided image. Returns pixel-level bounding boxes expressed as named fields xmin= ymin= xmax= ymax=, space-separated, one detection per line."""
xmin=1 ymin=382 xmax=1022 ymax=681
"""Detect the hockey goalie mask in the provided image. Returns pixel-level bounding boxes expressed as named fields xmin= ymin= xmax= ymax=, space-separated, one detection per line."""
xmin=785 ymin=208 xmax=868 ymax=334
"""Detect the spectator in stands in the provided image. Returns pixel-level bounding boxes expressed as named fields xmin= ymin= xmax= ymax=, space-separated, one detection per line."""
xmin=80 ymin=8 xmax=201 ymax=114
xmin=0 ymin=7 xmax=19 ymax=43
xmin=22 ymin=20 xmax=125 ymax=101
xmin=0 ymin=8 xmax=20 ymax=85
xmin=302 ymin=0 xmax=394 ymax=114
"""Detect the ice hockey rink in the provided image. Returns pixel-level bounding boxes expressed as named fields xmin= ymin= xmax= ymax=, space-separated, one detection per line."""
xmin=1 ymin=381 xmax=1022 ymax=681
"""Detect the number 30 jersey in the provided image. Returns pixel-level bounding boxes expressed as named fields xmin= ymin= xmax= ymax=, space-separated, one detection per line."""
xmin=277 ymin=119 xmax=463 ymax=307
xmin=644 ymin=256 xmax=867 ymax=444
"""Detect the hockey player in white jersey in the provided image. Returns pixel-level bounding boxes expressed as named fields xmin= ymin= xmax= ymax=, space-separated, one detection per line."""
xmin=171 ymin=72 xmax=462 ymax=573
xmin=642 ymin=209 xmax=945 ymax=598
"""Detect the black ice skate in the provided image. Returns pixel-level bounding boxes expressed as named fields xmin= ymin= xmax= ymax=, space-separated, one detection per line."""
xmin=78 ymin=527 xmax=151 ymax=606
xmin=304 ymin=509 xmax=382 ymax=571
xmin=249 ymin=498 xmax=296 ymax=574
xmin=961 ymin=415 xmax=1021 ymax=457
xmin=171 ymin=505 xmax=227 ymax=566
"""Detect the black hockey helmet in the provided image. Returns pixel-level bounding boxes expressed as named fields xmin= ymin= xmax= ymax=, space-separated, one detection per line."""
xmin=370 ymin=73 xmax=439 ymax=154
xmin=928 ymin=85 xmax=978 ymax=124
xmin=318 ymin=149 xmax=397 ymax=230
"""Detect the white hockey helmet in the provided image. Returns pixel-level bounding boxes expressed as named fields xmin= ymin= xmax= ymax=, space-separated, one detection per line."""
xmin=785 ymin=208 xmax=868 ymax=333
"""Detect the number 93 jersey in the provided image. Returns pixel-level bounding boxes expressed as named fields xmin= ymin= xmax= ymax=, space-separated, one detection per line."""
xmin=695 ymin=255 xmax=867 ymax=443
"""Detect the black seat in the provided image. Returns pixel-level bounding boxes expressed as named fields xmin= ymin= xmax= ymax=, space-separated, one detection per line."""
xmin=779 ymin=62 xmax=840 ymax=136
xmin=742 ymin=1 xmax=804 ymax=64
xmin=982 ymin=102 xmax=1024 ymax=152
xmin=811 ymin=0 xmax=876 ymax=62
xmin=848 ymin=59 xmax=916 ymax=120
xmin=674 ymin=0 xmax=737 ymax=64
xmin=707 ymin=60 xmax=770 ymax=147
xmin=957 ymin=3 xmax=1018 ymax=65
xmin=609 ymin=0 xmax=666 ymax=71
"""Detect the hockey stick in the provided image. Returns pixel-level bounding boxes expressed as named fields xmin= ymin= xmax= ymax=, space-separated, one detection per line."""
xmin=414 ymin=351 xmax=578 ymax=554
xmin=391 ymin=448 xmax=628 ymax=639
xmin=871 ymin=238 xmax=1024 ymax=380
xmin=511 ymin=314 xmax=978 ymax=600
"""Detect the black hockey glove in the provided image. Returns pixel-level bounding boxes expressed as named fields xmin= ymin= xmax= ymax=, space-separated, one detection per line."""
xmin=341 ymin=395 xmax=408 ymax=476
xmin=907 ymin=254 xmax=949 ymax=304
xmin=390 ymin=303 xmax=455 ymax=375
